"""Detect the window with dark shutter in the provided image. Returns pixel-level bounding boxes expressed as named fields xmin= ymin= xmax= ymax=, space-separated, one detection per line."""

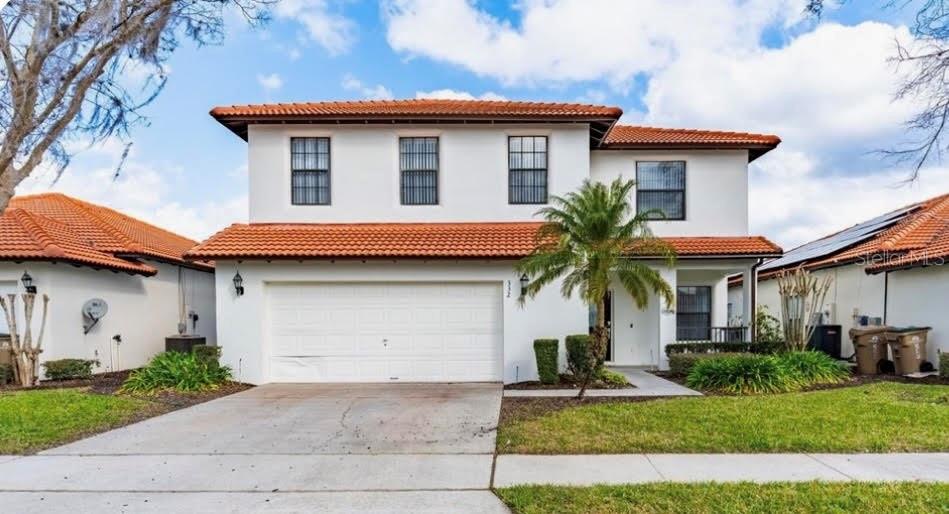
xmin=509 ymin=136 xmax=548 ymax=204
xmin=400 ymin=137 xmax=438 ymax=205
xmin=291 ymin=137 xmax=330 ymax=205
xmin=636 ymin=161 xmax=685 ymax=220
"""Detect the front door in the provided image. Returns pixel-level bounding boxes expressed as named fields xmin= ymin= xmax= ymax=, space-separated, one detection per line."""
xmin=589 ymin=291 xmax=614 ymax=362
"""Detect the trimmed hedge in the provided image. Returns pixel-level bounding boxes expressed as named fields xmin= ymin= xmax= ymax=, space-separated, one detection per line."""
xmin=939 ymin=353 xmax=949 ymax=378
xmin=665 ymin=341 xmax=782 ymax=356
xmin=669 ymin=352 xmax=746 ymax=377
xmin=533 ymin=339 xmax=559 ymax=384
xmin=565 ymin=334 xmax=594 ymax=378
xmin=192 ymin=344 xmax=222 ymax=366
xmin=596 ymin=368 xmax=630 ymax=387
xmin=42 ymin=359 xmax=97 ymax=381
xmin=0 ymin=363 xmax=11 ymax=385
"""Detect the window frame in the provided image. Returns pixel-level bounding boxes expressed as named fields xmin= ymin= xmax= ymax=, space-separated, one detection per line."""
xmin=290 ymin=137 xmax=332 ymax=206
xmin=508 ymin=135 xmax=549 ymax=205
xmin=635 ymin=160 xmax=686 ymax=221
xmin=399 ymin=136 xmax=440 ymax=206
xmin=676 ymin=285 xmax=712 ymax=341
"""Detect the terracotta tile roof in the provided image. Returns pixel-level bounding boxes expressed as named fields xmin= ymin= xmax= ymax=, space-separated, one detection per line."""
xmin=210 ymin=99 xmax=623 ymax=120
xmin=185 ymin=222 xmax=782 ymax=260
xmin=2 ymin=193 xmax=212 ymax=274
xmin=754 ymin=193 xmax=949 ymax=277
xmin=602 ymin=125 xmax=780 ymax=161
xmin=603 ymin=125 xmax=781 ymax=147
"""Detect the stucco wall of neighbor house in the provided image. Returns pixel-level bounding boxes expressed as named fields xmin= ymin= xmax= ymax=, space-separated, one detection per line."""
xmin=753 ymin=264 xmax=887 ymax=357
xmin=590 ymin=149 xmax=749 ymax=237
xmin=247 ymin=124 xmax=592 ymax=223
xmin=0 ymin=262 xmax=216 ymax=376
xmin=885 ymin=265 xmax=949 ymax=364
xmin=213 ymin=260 xmax=589 ymax=385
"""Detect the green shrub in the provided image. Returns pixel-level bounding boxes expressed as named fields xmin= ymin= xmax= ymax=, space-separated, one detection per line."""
xmin=42 ymin=359 xmax=97 ymax=381
xmin=778 ymin=351 xmax=849 ymax=385
xmin=192 ymin=344 xmax=222 ymax=366
xmin=669 ymin=352 xmax=747 ymax=376
xmin=532 ymin=339 xmax=559 ymax=384
xmin=565 ymin=334 xmax=594 ymax=378
xmin=755 ymin=305 xmax=783 ymax=344
xmin=687 ymin=354 xmax=795 ymax=394
xmin=120 ymin=351 xmax=231 ymax=394
xmin=0 ymin=363 xmax=11 ymax=385
xmin=939 ymin=353 xmax=949 ymax=378
xmin=596 ymin=368 xmax=629 ymax=387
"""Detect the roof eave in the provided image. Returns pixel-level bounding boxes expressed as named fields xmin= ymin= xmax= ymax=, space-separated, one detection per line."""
xmin=599 ymin=142 xmax=780 ymax=161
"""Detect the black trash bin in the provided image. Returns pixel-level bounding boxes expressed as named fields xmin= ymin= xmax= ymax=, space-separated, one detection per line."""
xmin=808 ymin=325 xmax=842 ymax=360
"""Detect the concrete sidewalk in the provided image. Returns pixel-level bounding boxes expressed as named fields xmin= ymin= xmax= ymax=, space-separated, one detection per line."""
xmin=504 ymin=368 xmax=701 ymax=397
xmin=493 ymin=453 xmax=949 ymax=487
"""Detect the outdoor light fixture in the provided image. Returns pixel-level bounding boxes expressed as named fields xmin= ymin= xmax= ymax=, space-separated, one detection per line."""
xmin=233 ymin=271 xmax=244 ymax=296
xmin=519 ymin=273 xmax=529 ymax=298
xmin=21 ymin=271 xmax=36 ymax=294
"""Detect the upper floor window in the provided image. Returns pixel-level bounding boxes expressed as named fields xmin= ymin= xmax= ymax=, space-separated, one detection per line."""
xmin=509 ymin=136 xmax=548 ymax=204
xmin=636 ymin=161 xmax=685 ymax=220
xmin=291 ymin=137 xmax=330 ymax=205
xmin=400 ymin=137 xmax=439 ymax=205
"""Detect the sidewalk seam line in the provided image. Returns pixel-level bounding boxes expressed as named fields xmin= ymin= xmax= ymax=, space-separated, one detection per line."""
xmin=804 ymin=454 xmax=855 ymax=481
xmin=643 ymin=454 xmax=667 ymax=480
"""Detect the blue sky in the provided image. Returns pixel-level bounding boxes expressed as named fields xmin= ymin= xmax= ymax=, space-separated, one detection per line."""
xmin=19 ymin=0 xmax=949 ymax=248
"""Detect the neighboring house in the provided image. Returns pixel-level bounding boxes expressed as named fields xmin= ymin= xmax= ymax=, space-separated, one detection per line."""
xmin=186 ymin=99 xmax=782 ymax=384
xmin=0 ymin=193 xmax=216 ymax=375
xmin=728 ymin=193 xmax=948 ymax=363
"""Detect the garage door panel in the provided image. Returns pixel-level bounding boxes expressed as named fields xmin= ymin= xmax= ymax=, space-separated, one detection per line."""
xmin=266 ymin=282 xmax=502 ymax=382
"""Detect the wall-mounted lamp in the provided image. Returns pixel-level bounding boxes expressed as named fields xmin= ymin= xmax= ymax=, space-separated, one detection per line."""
xmin=519 ymin=273 xmax=529 ymax=299
xmin=233 ymin=271 xmax=245 ymax=297
xmin=21 ymin=271 xmax=36 ymax=294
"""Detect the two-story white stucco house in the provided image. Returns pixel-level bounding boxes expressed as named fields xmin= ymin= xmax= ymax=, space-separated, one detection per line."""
xmin=186 ymin=99 xmax=782 ymax=385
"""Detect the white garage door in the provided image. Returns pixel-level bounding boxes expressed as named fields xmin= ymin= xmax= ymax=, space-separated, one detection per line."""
xmin=267 ymin=282 xmax=503 ymax=382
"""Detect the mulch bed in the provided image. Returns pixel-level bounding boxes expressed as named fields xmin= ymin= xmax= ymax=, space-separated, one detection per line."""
xmin=505 ymin=374 xmax=634 ymax=390
xmin=500 ymin=395 xmax=665 ymax=425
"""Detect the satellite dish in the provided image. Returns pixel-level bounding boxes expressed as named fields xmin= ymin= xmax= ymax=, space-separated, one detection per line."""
xmin=82 ymin=298 xmax=108 ymax=334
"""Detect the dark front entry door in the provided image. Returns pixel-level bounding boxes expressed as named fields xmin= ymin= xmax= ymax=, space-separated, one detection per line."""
xmin=589 ymin=291 xmax=614 ymax=362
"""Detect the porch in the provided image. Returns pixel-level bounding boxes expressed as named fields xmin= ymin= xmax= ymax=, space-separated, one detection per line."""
xmin=601 ymin=259 xmax=758 ymax=369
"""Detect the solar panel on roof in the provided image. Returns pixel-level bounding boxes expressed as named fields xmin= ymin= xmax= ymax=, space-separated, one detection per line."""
xmin=760 ymin=205 xmax=917 ymax=271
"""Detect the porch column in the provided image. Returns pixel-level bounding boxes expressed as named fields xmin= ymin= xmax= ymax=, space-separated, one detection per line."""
xmin=741 ymin=264 xmax=755 ymax=341
xmin=657 ymin=265 xmax=677 ymax=370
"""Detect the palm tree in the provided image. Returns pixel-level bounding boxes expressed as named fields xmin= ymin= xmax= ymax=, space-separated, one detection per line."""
xmin=517 ymin=177 xmax=676 ymax=398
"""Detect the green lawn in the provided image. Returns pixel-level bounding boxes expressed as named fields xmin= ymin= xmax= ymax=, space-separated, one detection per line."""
xmin=0 ymin=388 xmax=152 ymax=454
xmin=498 ymin=382 xmax=949 ymax=454
xmin=496 ymin=482 xmax=949 ymax=514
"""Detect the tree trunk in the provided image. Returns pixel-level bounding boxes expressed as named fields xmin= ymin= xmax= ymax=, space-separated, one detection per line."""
xmin=578 ymin=296 xmax=608 ymax=399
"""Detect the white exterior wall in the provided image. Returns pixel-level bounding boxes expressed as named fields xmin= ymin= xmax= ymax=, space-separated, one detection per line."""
xmin=590 ymin=149 xmax=749 ymax=236
xmin=247 ymin=124 xmax=591 ymax=223
xmin=213 ymin=260 xmax=587 ymax=385
xmin=885 ymin=265 xmax=949 ymax=364
xmin=0 ymin=262 xmax=215 ymax=376
xmin=754 ymin=264 xmax=887 ymax=356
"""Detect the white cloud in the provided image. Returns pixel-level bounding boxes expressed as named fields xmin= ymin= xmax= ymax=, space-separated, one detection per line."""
xmin=414 ymin=89 xmax=506 ymax=101
xmin=383 ymin=0 xmax=802 ymax=89
xmin=256 ymin=73 xmax=284 ymax=91
xmin=341 ymin=74 xmax=394 ymax=100
xmin=642 ymin=22 xmax=919 ymax=153
xmin=16 ymin=139 xmax=247 ymax=241
xmin=275 ymin=0 xmax=355 ymax=56
xmin=750 ymin=153 xmax=949 ymax=249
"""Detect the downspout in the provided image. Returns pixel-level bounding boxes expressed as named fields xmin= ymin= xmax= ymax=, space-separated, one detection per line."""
xmin=883 ymin=270 xmax=889 ymax=325
xmin=749 ymin=258 xmax=763 ymax=343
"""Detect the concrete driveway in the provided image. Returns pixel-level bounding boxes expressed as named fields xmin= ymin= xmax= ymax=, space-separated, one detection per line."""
xmin=0 ymin=383 xmax=509 ymax=513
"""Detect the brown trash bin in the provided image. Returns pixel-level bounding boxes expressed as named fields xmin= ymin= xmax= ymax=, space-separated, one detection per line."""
xmin=850 ymin=326 xmax=889 ymax=374
xmin=886 ymin=327 xmax=931 ymax=375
